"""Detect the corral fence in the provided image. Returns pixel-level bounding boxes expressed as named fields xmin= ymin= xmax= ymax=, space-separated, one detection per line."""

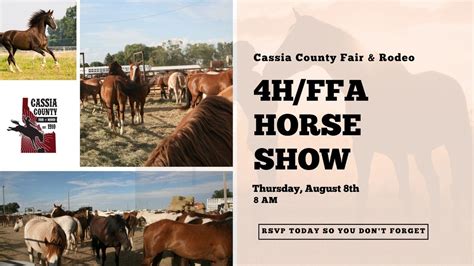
xmin=207 ymin=198 xmax=233 ymax=212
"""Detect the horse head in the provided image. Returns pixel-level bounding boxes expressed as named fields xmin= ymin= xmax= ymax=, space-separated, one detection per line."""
xmin=13 ymin=216 xmax=23 ymax=232
xmin=262 ymin=9 xmax=358 ymax=78
xmin=44 ymin=222 xmax=67 ymax=264
xmin=45 ymin=10 xmax=57 ymax=30
xmin=111 ymin=215 xmax=132 ymax=251
xmin=109 ymin=61 xmax=127 ymax=78
xmin=129 ymin=62 xmax=142 ymax=83
xmin=51 ymin=204 xmax=64 ymax=217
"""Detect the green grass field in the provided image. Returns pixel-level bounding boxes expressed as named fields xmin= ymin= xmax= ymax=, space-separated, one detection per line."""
xmin=0 ymin=51 xmax=76 ymax=80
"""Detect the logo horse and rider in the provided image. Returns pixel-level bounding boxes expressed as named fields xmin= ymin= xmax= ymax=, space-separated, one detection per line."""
xmin=7 ymin=98 xmax=56 ymax=153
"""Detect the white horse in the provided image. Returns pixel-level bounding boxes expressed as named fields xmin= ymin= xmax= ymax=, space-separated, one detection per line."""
xmin=136 ymin=211 xmax=181 ymax=226
xmin=95 ymin=210 xmax=116 ymax=217
xmin=52 ymin=216 xmax=79 ymax=253
xmin=184 ymin=215 xmax=213 ymax=224
xmin=72 ymin=216 xmax=84 ymax=246
xmin=22 ymin=216 xmax=67 ymax=265
xmin=168 ymin=72 xmax=187 ymax=104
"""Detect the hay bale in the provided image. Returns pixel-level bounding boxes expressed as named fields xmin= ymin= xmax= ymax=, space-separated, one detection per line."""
xmin=168 ymin=196 xmax=194 ymax=211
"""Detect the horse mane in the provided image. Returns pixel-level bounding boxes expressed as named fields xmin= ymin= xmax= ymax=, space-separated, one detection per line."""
xmin=145 ymin=96 xmax=232 ymax=166
xmin=108 ymin=62 xmax=128 ymax=78
xmin=46 ymin=222 xmax=67 ymax=259
xmin=115 ymin=76 xmax=147 ymax=98
xmin=29 ymin=10 xmax=48 ymax=28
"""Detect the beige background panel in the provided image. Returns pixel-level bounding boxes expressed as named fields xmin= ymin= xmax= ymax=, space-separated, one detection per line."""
xmin=236 ymin=0 xmax=472 ymax=264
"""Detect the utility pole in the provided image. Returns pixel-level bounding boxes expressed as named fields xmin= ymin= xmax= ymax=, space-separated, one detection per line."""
xmin=68 ymin=191 xmax=70 ymax=211
xmin=2 ymin=185 xmax=5 ymax=215
xmin=223 ymin=172 xmax=228 ymax=212
xmin=80 ymin=52 xmax=85 ymax=78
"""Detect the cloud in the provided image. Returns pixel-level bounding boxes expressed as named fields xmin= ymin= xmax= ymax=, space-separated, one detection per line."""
xmin=136 ymin=179 xmax=225 ymax=200
xmin=67 ymin=177 xmax=134 ymax=191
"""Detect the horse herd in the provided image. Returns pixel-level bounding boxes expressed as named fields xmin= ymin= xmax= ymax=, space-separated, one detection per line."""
xmin=80 ymin=62 xmax=233 ymax=167
xmin=6 ymin=204 xmax=233 ymax=265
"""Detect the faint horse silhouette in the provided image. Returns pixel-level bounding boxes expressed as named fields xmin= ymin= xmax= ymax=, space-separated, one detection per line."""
xmin=7 ymin=118 xmax=44 ymax=152
xmin=263 ymin=10 xmax=472 ymax=212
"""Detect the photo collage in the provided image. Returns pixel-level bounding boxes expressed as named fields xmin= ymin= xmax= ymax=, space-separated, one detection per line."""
xmin=0 ymin=0 xmax=233 ymax=265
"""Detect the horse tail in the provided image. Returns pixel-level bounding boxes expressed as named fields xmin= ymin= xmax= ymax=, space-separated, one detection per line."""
xmin=75 ymin=218 xmax=84 ymax=244
xmin=91 ymin=235 xmax=99 ymax=253
xmin=178 ymin=73 xmax=186 ymax=89
xmin=182 ymin=87 xmax=192 ymax=109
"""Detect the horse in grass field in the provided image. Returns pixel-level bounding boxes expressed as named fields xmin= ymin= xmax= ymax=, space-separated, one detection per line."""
xmin=22 ymin=216 xmax=67 ymax=265
xmin=142 ymin=219 xmax=232 ymax=266
xmin=145 ymin=96 xmax=232 ymax=166
xmin=0 ymin=10 xmax=58 ymax=72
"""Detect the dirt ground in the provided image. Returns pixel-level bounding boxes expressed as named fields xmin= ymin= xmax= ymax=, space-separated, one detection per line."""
xmin=0 ymin=225 xmax=174 ymax=265
xmin=80 ymin=93 xmax=188 ymax=167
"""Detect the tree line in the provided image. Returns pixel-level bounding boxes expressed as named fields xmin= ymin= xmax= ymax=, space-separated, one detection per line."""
xmin=212 ymin=189 xmax=233 ymax=198
xmin=47 ymin=5 xmax=76 ymax=46
xmin=0 ymin=202 xmax=20 ymax=214
xmin=84 ymin=40 xmax=232 ymax=68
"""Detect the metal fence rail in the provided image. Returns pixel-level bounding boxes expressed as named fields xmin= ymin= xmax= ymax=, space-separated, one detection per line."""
xmin=0 ymin=46 xmax=76 ymax=53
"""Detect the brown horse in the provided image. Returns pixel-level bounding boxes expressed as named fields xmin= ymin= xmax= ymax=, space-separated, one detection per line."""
xmin=123 ymin=211 xmax=138 ymax=238
xmin=51 ymin=204 xmax=73 ymax=217
xmin=80 ymin=78 xmax=102 ymax=107
xmin=185 ymin=68 xmax=233 ymax=108
xmin=73 ymin=208 xmax=92 ymax=242
xmin=210 ymin=60 xmax=225 ymax=70
xmin=0 ymin=10 xmax=58 ymax=72
xmin=153 ymin=72 xmax=173 ymax=100
xmin=129 ymin=62 xmax=150 ymax=124
xmin=90 ymin=215 xmax=132 ymax=266
xmin=142 ymin=219 xmax=232 ymax=266
xmin=101 ymin=61 xmax=145 ymax=134
xmin=217 ymin=85 xmax=233 ymax=102
xmin=144 ymin=96 xmax=232 ymax=166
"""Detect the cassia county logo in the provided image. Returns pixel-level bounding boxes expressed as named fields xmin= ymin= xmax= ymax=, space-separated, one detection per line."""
xmin=7 ymin=98 xmax=57 ymax=153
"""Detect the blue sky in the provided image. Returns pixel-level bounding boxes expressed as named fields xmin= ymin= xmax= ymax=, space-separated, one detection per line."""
xmin=0 ymin=171 xmax=232 ymax=213
xmin=80 ymin=0 xmax=232 ymax=63
xmin=0 ymin=0 xmax=75 ymax=30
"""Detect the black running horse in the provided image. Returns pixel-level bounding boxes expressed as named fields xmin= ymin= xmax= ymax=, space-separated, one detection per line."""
xmin=7 ymin=118 xmax=44 ymax=151
xmin=0 ymin=9 xmax=58 ymax=72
